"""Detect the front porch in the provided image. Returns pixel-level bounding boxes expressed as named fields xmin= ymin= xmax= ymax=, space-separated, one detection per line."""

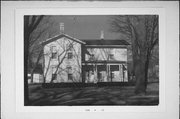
xmin=82 ymin=63 xmax=128 ymax=83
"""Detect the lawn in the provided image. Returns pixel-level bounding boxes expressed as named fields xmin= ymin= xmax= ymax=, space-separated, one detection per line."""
xmin=28 ymin=82 xmax=159 ymax=106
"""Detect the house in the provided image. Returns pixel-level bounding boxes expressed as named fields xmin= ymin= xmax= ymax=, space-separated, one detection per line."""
xmin=42 ymin=33 xmax=85 ymax=83
xmin=81 ymin=38 xmax=129 ymax=83
xmin=42 ymin=24 xmax=129 ymax=84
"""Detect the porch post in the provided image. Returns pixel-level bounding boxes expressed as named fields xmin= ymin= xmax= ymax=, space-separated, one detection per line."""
xmin=123 ymin=64 xmax=124 ymax=82
xmin=106 ymin=65 xmax=109 ymax=82
xmin=109 ymin=65 xmax=112 ymax=82
xmin=119 ymin=64 xmax=121 ymax=82
xmin=94 ymin=64 xmax=97 ymax=82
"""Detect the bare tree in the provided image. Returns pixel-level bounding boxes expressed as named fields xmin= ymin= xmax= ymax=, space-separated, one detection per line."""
xmin=110 ymin=15 xmax=158 ymax=94
xmin=28 ymin=17 xmax=57 ymax=83
xmin=24 ymin=15 xmax=58 ymax=105
xmin=24 ymin=15 xmax=44 ymax=105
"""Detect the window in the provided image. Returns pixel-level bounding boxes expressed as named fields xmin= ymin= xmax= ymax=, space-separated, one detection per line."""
xmin=89 ymin=54 xmax=95 ymax=61
xmin=110 ymin=65 xmax=119 ymax=71
xmin=51 ymin=46 xmax=56 ymax=52
xmin=51 ymin=46 xmax=57 ymax=59
xmin=98 ymin=72 xmax=102 ymax=80
xmin=52 ymin=52 xmax=57 ymax=59
xmin=52 ymin=74 xmax=57 ymax=80
xmin=67 ymin=66 xmax=72 ymax=73
xmin=68 ymin=74 xmax=73 ymax=80
xmin=66 ymin=44 xmax=73 ymax=51
xmin=109 ymin=54 xmax=114 ymax=60
xmin=69 ymin=44 xmax=73 ymax=51
xmin=67 ymin=52 xmax=73 ymax=59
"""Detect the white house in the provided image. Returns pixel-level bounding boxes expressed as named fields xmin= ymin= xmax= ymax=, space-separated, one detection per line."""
xmin=42 ymin=33 xmax=85 ymax=83
xmin=42 ymin=24 xmax=129 ymax=84
xmin=82 ymin=39 xmax=129 ymax=83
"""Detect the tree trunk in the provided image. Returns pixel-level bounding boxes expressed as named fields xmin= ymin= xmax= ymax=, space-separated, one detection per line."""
xmin=134 ymin=59 xmax=146 ymax=94
xmin=24 ymin=32 xmax=30 ymax=105
xmin=144 ymin=58 xmax=150 ymax=90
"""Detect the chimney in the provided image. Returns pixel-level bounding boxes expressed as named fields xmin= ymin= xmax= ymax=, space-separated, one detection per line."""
xmin=60 ymin=23 xmax=64 ymax=34
xmin=100 ymin=30 xmax=104 ymax=40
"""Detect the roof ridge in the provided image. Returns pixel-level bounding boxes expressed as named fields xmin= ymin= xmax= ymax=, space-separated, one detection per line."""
xmin=41 ymin=33 xmax=86 ymax=45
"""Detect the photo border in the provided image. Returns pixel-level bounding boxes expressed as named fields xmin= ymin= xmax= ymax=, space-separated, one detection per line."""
xmin=1 ymin=1 xmax=179 ymax=119
xmin=15 ymin=7 xmax=165 ymax=112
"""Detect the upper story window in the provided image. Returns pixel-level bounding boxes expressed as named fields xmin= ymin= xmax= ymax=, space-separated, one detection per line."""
xmin=52 ymin=52 xmax=57 ymax=59
xmin=67 ymin=52 xmax=73 ymax=59
xmin=109 ymin=54 xmax=114 ymax=60
xmin=108 ymin=49 xmax=115 ymax=60
xmin=51 ymin=46 xmax=57 ymax=59
xmin=89 ymin=54 xmax=95 ymax=61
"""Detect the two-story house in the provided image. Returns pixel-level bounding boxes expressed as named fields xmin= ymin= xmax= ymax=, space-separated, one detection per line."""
xmin=42 ymin=24 xmax=129 ymax=84
xmin=81 ymin=39 xmax=129 ymax=83
xmin=42 ymin=33 xmax=85 ymax=83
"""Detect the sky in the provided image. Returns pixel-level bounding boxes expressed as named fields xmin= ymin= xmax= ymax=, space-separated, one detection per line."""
xmin=48 ymin=15 xmax=125 ymax=40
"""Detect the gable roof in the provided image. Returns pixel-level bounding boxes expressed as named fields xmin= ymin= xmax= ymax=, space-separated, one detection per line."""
xmin=81 ymin=39 xmax=130 ymax=46
xmin=41 ymin=33 xmax=86 ymax=46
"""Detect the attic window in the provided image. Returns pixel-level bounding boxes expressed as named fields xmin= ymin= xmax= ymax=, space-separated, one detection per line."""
xmin=66 ymin=43 xmax=73 ymax=51
xmin=51 ymin=46 xmax=57 ymax=53
xmin=68 ymin=44 xmax=73 ymax=51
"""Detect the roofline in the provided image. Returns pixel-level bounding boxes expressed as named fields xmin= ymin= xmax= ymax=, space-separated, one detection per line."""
xmin=41 ymin=33 xmax=86 ymax=46
xmin=82 ymin=61 xmax=127 ymax=64
xmin=81 ymin=39 xmax=130 ymax=45
xmin=63 ymin=34 xmax=86 ymax=44
xmin=85 ymin=45 xmax=128 ymax=48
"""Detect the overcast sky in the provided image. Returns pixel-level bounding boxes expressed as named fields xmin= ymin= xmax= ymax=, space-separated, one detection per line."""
xmin=48 ymin=15 xmax=124 ymax=40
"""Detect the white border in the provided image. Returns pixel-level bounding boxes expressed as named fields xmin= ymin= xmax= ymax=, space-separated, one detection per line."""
xmin=15 ymin=7 xmax=165 ymax=113
xmin=1 ymin=1 xmax=179 ymax=119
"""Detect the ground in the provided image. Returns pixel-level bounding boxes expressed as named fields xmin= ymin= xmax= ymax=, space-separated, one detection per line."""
xmin=28 ymin=82 xmax=159 ymax=106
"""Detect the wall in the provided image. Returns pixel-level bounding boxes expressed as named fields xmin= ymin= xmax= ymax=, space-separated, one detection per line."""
xmin=85 ymin=48 xmax=127 ymax=61
xmin=84 ymin=47 xmax=128 ymax=82
xmin=43 ymin=37 xmax=82 ymax=83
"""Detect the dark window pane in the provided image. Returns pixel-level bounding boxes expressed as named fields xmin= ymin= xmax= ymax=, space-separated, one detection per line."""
xmin=89 ymin=54 xmax=95 ymax=61
xmin=110 ymin=65 xmax=119 ymax=71
xmin=68 ymin=52 xmax=73 ymax=59
xmin=68 ymin=74 xmax=73 ymax=80
xmin=52 ymin=52 xmax=57 ymax=59
xmin=109 ymin=54 xmax=114 ymax=60
xmin=52 ymin=74 xmax=57 ymax=80
xmin=97 ymin=65 xmax=106 ymax=71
